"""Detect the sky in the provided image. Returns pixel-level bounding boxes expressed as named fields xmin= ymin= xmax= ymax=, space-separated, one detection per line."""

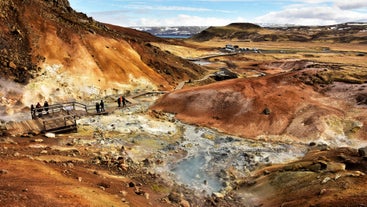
xmin=68 ymin=0 xmax=367 ymax=27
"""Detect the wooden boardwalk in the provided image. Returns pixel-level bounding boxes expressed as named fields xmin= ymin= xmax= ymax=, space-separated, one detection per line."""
xmin=6 ymin=91 xmax=167 ymax=135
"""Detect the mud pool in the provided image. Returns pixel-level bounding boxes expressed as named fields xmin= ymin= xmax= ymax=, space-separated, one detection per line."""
xmin=74 ymin=97 xmax=310 ymax=195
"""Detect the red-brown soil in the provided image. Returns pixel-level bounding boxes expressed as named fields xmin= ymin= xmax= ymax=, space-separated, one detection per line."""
xmin=0 ymin=136 xmax=177 ymax=207
xmin=152 ymin=67 xmax=367 ymax=141
xmin=0 ymin=0 xmax=209 ymax=120
xmin=0 ymin=0 xmax=205 ymax=90
xmin=238 ymin=146 xmax=367 ymax=207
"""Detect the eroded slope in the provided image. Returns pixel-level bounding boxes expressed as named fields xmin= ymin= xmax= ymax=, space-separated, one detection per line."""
xmin=152 ymin=65 xmax=367 ymax=142
xmin=0 ymin=0 xmax=206 ymax=119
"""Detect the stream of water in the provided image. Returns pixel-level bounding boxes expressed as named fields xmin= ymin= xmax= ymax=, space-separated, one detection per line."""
xmin=77 ymin=97 xmax=309 ymax=195
xmin=162 ymin=125 xmax=308 ymax=194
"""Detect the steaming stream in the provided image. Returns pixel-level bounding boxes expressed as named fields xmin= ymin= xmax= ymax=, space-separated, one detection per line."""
xmin=76 ymin=101 xmax=309 ymax=195
xmin=165 ymin=125 xmax=308 ymax=194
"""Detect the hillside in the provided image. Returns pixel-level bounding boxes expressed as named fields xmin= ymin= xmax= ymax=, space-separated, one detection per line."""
xmin=191 ymin=22 xmax=367 ymax=43
xmin=149 ymin=50 xmax=367 ymax=205
xmin=0 ymin=0 xmax=206 ymax=119
xmin=151 ymin=59 xmax=367 ymax=142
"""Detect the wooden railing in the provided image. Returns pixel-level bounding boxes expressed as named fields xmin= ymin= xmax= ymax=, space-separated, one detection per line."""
xmin=32 ymin=103 xmax=63 ymax=118
xmin=32 ymin=102 xmax=93 ymax=133
xmin=31 ymin=101 xmax=97 ymax=118
xmin=31 ymin=91 xmax=167 ymax=133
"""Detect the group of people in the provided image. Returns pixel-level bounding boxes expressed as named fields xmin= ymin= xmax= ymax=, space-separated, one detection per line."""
xmin=117 ymin=96 xmax=127 ymax=107
xmin=95 ymin=96 xmax=128 ymax=113
xmin=30 ymin=101 xmax=49 ymax=119
xmin=95 ymin=100 xmax=105 ymax=113
xmin=31 ymin=96 xmax=129 ymax=118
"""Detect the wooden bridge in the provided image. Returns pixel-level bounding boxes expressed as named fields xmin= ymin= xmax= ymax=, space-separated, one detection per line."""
xmin=36 ymin=102 xmax=96 ymax=134
xmin=5 ymin=91 xmax=167 ymax=136
xmin=6 ymin=101 xmax=104 ymax=135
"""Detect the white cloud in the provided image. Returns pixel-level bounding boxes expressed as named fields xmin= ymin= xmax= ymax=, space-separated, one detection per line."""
xmin=127 ymin=5 xmax=212 ymax=12
xmin=293 ymin=0 xmax=331 ymax=3
xmin=89 ymin=11 xmax=243 ymax=26
xmin=255 ymin=5 xmax=367 ymax=25
xmin=73 ymin=0 xmax=367 ymax=27
xmin=198 ymin=0 xmax=328 ymax=2
xmin=335 ymin=0 xmax=367 ymax=10
xmin=128 ymin=5 xmax=231 ymax=13
xmin=133 ymin=14 xmax=246 ymax=26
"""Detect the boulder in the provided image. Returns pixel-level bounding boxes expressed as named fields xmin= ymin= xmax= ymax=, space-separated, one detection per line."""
xmin=128 ymin=182 xmax=135 ymax=187
xmin=180 ymin=199 xmax=191 ymax=207
xmin=0 ymin=169 xmax=9 ymax=175
xmin=212 ymin=192 xmax=225 ymax=200
xmin=326 ymin=162 xmax=346 ymax=173
xmin=308 ymin=163 xmax=322 ymax=172
xmin=8 ymin=61 xmax=17 ymax=69
xmin=213 ymin=68 xmax=238 ymax=81
xmin=134 ymin=187 xmax=145 ymax=195
xmin=263 ymin=107 xmax=271 ymax=115
xmin=45 ymin=132 xmax=56 ymax=138
xmin=32 ymin=138 xmax=44 ymax=143
xmin=168 ymin=191 xmax=182 ymax=203
xmin=358 ymin=147 xmax=367 ymax=157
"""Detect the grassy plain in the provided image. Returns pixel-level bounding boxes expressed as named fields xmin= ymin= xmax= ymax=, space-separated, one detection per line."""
xmin=154 ymin=40 xmax=367 ymax=72
xmin=189 ymin=40 xmax=366 ymax=65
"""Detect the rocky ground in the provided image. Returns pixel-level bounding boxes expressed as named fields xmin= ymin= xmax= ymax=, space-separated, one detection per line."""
xmin=237 ymin=146 xmax=367 ymax=206
xmin=1 ymin=95 xmax=276 ymax=207
xmin=0 ymin=97 xmax=209 ymax=207
xmin=149 ymin=39 xmax=367 ymax=206
xmin=2 ymin=91 xmax=367 ymax=207
xmin=1 ymin=1 xmax=367 ymax=206
xmin=1 ymin=38 xmax=367 ymax=207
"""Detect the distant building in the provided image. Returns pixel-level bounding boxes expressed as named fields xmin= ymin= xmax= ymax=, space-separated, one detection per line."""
xmin=224 ymin=44 xmax=235 ymax=52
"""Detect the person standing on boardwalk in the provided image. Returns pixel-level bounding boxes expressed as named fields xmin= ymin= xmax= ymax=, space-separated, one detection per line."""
xmin=100 ymin=100 xmax=105 ymax=112
xmin=36 ymin=102 xmax=43 ymax=117
xmin=117 ymin=96 xmax=121 ymax=107
xmin=96 ymin=102 xmax=100 ymax=113
xmin=30 ymin=104 xmax=36 ymax=119
xmin=122 ymin=96 xmax=127 ymax=107
xmin=44 ymin=101 xmax=49 ymax=114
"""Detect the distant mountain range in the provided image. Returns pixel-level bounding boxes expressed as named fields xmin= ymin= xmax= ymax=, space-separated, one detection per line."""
xmin=191 ymin=22 xmax=367 ymax=43
xmin=132 ymin=22 xmax=367 ymax=40
xmin=132 ymin=26 xmax=208 ymax=37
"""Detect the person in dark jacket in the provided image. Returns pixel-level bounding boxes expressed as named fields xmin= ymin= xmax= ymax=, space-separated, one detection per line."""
xmin=96 ymin=102 xmax=100 ymax=113
xmin=117 ymin=97 xmax=121 ymax=107
xmin=36 ymin=102 xmax=43 ymax=117
xmin=100 ymin=100 xmax=105 ymax=112
xmin=122 ymin=96 xmax=127 ymax=107
xmin=44 ymin=101 xmax=49 ymax=114
xmin=30 ymin=104 xmax=36 ymax=119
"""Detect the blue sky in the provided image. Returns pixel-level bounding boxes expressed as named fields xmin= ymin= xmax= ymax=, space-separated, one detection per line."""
xmin=69 ymin=0 xmax=367 ymax=27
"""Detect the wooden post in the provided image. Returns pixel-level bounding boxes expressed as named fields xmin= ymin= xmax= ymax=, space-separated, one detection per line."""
xmin=43 ymin=120 xmax=47 ymax=131
xmin=73 ymin=116 xmax=77 ymax=128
